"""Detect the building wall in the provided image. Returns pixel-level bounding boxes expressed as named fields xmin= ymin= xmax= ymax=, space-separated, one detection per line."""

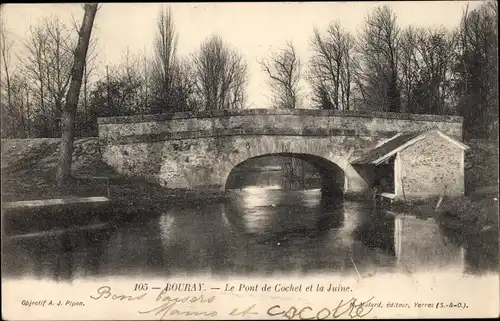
xmin=396 ymin=131 xmax=465 ymax=199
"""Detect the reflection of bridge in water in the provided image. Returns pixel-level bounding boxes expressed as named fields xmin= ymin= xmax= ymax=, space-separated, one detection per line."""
xmin=4 ymin=187 xmax=495 ymax=280
xmin=224 ymin=189 xmax=467 ymax=273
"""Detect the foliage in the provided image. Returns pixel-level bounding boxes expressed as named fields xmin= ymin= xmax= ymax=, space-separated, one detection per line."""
xmin=260 ymin=42 xmax=302 ymax=109
xmin=308 ymin=23 xmax=354 ymax=110
xmin=148 ymin=6 xmax=196 ymax=113
xmin=0 ymin=2 xmax=498 ymax=140
xmin=453 ymin=1 xmax=498 ymax=139
xmin=192 ymin=35 xmax=248 ymax=110
xmin=354 ymin=5 xmax=401 ymax=113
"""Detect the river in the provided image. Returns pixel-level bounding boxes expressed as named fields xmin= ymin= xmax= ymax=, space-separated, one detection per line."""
xmin=2 ymin=186 xmax=497 ymax=281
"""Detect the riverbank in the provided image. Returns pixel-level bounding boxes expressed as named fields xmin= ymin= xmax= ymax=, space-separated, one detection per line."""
xmin=0 ymin=138 xmax=228 ymax=209
xmin=387 ymin=189 xmax=498 ymax=243
xmin=108 ymin=177 xmax=229 ymax=212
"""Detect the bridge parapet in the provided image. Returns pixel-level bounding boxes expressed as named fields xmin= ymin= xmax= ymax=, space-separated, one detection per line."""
xmin=98 ymin=109 xmax=464 ymax=144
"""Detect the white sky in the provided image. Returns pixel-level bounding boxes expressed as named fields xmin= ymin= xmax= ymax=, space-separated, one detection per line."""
xmin=1 ymin=1 xmax=484 ymax=109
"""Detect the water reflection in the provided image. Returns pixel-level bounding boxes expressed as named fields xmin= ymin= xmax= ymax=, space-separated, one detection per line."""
xmin=353 ymin=209 xmax=466 ymax=272
xmin=2 ymin=224 xmax=112 ymax=281
xmin=2 ymin=188 xmax=497 ymax=280
xmin=392 ymin=215 xmax=465 ymax=271
xmin=438 ymin=219 xmax=499 ymax=275
xmin=223 ymin=187 xmax=343 ymax=238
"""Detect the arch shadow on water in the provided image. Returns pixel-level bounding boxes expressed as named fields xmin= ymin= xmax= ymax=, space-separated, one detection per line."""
xmin=225 ymin=153 xmax=345 ymax=198
xmin=221 ymin=187 xmax=345 ymax=247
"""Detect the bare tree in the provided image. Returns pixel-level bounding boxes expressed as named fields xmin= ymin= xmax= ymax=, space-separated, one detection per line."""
xmin=417 ymin=28 xmax=455 ymax=115
xmin=398 ymin=26 xmax=419 ymax=113
xmin=171 ymin=57 xmax=198 ymax=111
xmin=308 ymin=23 xmax=354 ymax=110
xmin=1 ymin=25 xmax=15 ymax=136
xmin=81 ymin=37 xmax=100 ymax=112
xmin=19 ymin=17 xmax=76 ymax=136
xmin=260 ymin=41 xmax=302 ymax=109
xmin=57 ymin=3 xmax=99 ymax=186
xmin=1 ymin=25 xmax=13 ymax=108
xmin=20 ymin=24 xmax=49 ymax=133
xmin=398 ymin=26 xmax=456 ymax=115
xmin=1 ymin=26 xmax=38 ymax=138
xmin=193 ymin=35 xmax=248 ymax=110
xmin=149 ymin=6 xmax=181 ymax=113
xmin=355 ymin=5 xmax=401 ymax=112
xmin=453 ymin=0 xmax=498 ymax=139
xmin=45 ymin=18 xmax=75 ymax=118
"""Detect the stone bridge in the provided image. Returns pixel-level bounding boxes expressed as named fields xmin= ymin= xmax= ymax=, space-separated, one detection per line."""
xmin=97 ymin=109 xmax=463 ymax=197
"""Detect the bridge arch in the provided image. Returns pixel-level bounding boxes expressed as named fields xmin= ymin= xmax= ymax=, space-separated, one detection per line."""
xmin=224 ymin=153 xmax=345 ymax=196
xmin=219 ymin=138 xmax=349 ymax=196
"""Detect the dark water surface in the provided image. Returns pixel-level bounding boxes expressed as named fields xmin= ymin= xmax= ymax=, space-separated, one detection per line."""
xmin=2 ymin=187 xmax=497 ymax=281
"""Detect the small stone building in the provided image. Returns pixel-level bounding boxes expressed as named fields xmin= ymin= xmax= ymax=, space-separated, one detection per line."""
xmin=352 ymin=128 xmax=469 ymax=200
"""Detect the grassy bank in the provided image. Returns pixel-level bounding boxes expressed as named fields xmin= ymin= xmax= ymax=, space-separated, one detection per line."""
xmin=438 ymin=192 xmax=498 ymax=233
xmin=388 ymin=187 xmax=498 ymax=240
xmin=1 ymin=138 xmax=228 ymax=209
xmin=107 ymin=177 xmax=229 ymax=212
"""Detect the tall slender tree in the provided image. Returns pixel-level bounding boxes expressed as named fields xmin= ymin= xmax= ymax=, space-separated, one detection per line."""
xmin=355 ymin=5 xmax=401 ymax=112
xmin=57 ymin=3 xmax=99 ymax=186
xmin=150 ymin=6 xmax=178 ymax=112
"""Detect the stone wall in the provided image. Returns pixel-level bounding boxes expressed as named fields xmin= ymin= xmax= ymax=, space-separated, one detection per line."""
xmin=98 ymin=109 xmax=464 ymax=141
xmin=101 ymin=135 xmax=374 ymax=195
xmin=398 ymin=130 xmax=464 ymax=199
xmin=98 ymin=109 xmax=465 ymax=195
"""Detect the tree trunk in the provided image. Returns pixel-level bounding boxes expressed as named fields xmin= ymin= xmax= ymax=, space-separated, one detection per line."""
xmin=25 ymin=80 xmax=31 ymax=136
xmin=56 ymin=3 xmax=98 ymax=187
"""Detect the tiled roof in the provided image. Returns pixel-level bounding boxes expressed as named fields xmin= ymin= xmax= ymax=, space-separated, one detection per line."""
xmin=351 ymin=128 xmax=468 ymax=165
